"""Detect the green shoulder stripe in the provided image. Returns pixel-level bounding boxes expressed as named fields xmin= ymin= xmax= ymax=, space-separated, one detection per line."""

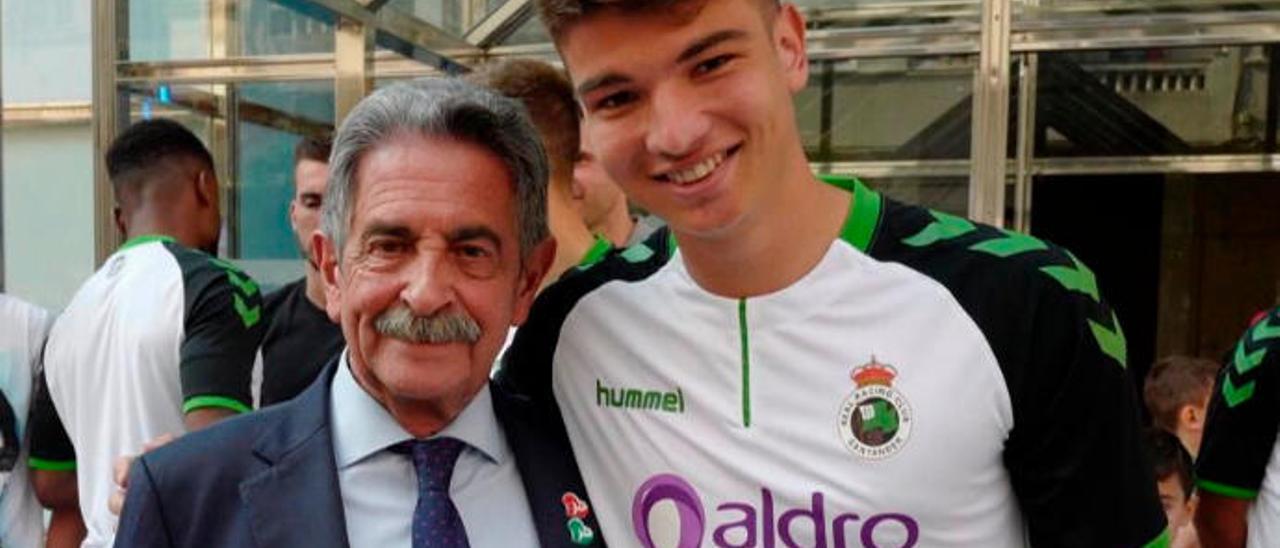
xmin=183 ymin=395 xmax=251 ymax=415
xmin=578 ymin=235 xmax=614 ymax=269
xmin=119 ymin=234 xmax=175 ymax=251
xmin=1196 ymin=478 xmax=1259 ymax=499
xmin=1142 ymin=528 xmax=1171 ymax=548
xmin=28 ymin=457 xmax=77 ymax=471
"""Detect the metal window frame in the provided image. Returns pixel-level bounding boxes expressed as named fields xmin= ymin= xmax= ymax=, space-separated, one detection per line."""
xmin=84 ymin=0 xmax=1280 ymax=266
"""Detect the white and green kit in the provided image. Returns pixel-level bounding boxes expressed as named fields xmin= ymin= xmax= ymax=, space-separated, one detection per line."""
xmin=33 ymin=235 xmax=264 ymax=548
xmin=502 ymin=179 xmax=1168 ymax=548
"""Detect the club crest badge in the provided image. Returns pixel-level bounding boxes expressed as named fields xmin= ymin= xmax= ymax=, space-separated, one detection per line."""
xmin=838 ymin=357 xmax=913 ymax=461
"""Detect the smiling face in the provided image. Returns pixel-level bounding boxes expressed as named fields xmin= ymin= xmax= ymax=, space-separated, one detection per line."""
xmin=560 ymin=0 xmax=809 ymax=241
xmin=316 ymin=132 xmax=551 ymax=431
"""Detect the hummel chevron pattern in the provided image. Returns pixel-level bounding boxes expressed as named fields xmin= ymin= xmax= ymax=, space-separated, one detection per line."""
xmin=1221 ymin=314 xmax=1280 ymax=407
xmin=903 ymin=210 xmax=1126 ymax=367
xmin=210 ymin=257 xmax=261 ymax=328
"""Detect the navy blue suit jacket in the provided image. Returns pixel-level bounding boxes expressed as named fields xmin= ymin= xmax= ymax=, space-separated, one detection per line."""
xmin=114 ymin=361 xmax=605 ymax=547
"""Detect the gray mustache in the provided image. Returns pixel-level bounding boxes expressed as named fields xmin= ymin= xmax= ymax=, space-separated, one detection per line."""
xmin=373 ymin=305 xmax=481 ymax=344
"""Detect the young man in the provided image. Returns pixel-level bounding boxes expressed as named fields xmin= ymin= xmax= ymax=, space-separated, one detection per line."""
xmin=259 ymin=135 xmax=345 ymax=406
xmin=1145 ymin=355 xmax=1220 ymax=458
xmin=32 ymin=119 xmax=265 ymax=547
xmin=467 ymin=59 xmax=613 ymax=287
xmin=1144 ymin=429 xmax=1200 ymax=548
xmin=573 ymin=141 xmax=662 ymax=248
xmin=1196 ymin=307 xmax=1280 ymax=548
xmin=500 ymin=0 xmax=1167 ymax=546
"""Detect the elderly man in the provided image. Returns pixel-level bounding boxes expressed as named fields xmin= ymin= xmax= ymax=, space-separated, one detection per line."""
xmin=114 ymin=78 xmax=602 ymax=548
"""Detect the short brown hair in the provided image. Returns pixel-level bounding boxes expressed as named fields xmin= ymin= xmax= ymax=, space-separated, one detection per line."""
xmin=1144 ymin=355 xmax=1220 ymax=433
xmin=294 ymin=134 xmax=333 ymax=166
xmin=466 ymin=59 xmax=579 ymax=186
xmin=537 ymin=0 xmax=777 ymax=43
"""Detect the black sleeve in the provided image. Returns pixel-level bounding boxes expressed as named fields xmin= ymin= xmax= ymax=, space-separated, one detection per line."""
xmin=1196 ymin=309 xmax=1280 ymax=500
xmin=115 ymin=457 xmax=176 ymax=547
xmin=1002 ymin=276 xmax=1167 ymax=548
xmin=878 ymin=204 xmax=1167 ymax=547
xmin=27 ymin=369 xmax=76 ymax=471
xmin=167 ymin=244 xmax=266 ymax=414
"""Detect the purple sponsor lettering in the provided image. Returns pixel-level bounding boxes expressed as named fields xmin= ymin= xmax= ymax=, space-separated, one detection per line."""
xmin=632 ymin=474 xmax=705 ymax=548
xmin=633 ymin=474 xmax=919 ymax=548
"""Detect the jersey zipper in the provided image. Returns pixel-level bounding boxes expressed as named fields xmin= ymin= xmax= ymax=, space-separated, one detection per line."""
xmin=738 ymin=298 xmax=752 ymax=428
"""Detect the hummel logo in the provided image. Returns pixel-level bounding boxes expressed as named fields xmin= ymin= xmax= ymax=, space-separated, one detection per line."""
xmin=596 ymin=379 xmax=685 ymax=413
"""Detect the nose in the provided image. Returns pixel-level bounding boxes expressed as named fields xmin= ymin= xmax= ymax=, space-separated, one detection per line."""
xmin=399 ymin=250 xmax=455 ymax=316
xmin=644 ymin=82 xmax=710 ymax=160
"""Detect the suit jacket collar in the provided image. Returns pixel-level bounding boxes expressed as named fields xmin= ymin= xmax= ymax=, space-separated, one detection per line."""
xmin=241 ymin=358 xmax=349 ymax=548
xmin=492 ymin=382 xmax=606 ymax=548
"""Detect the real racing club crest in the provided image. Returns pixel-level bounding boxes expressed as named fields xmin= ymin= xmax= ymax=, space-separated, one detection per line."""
xmin=838 ymin=357 xmax=913 ymax=461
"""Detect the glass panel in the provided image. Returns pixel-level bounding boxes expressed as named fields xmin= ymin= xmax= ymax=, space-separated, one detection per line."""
xmin=236 ymin=81 xmax=335 ymax=290
xmin=386 ymin=0 xmax=467 ymax=37
xmin=1 ymin=0 xmax=91 ymax=103
xmin=2 ymin=125 xmax=96 ymax=308
xmin=1036 ymin=46 xmax=1272 ymax=157
xmin=800 ymin=56 xmax=976 ymax=162
xmin=799 ymin=0 xmax=980 ymax=31
xmin=1014 ymin=0 xmax=1274 ymax=24
xmin=240 ymin=0 xmax=334 ymax=56
xmin=127 ymin=0 xmax=211 ymax=61
xmin=126 ymin=0 xmax=334 ymax=61
xmin=498 ymin=14 xmax=551 ymax=47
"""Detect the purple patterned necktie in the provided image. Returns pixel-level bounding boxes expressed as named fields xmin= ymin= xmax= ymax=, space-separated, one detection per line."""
xmin=395 ymin=437 xmax=470 ymax=548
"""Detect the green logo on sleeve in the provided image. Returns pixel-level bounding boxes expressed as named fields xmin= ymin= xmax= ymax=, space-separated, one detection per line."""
xmin=210 ymin=258 xmax=261 ymax=328
xmin=1222 ymin=375 xmax=1257 ymax=408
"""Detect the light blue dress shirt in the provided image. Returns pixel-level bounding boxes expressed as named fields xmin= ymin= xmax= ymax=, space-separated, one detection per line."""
xmin=329 ymin=350 xmax=538 ymax=547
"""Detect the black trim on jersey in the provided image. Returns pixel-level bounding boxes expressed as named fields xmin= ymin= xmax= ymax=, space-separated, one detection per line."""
xmin=1197 ymin=307 xmax=1280 ymax=499
xmin=27 ymin=369 xmax=76 ymax=469
xmin=164 ymin=242 xmax=266 ymax=414
xmin=865 ymin=196 xmax=1166 ymax=548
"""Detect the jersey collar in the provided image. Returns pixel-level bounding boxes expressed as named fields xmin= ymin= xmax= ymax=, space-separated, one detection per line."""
xmin=119 ymin=234 xmax=176 ymax=251
xmin=819 ymin=174 xmax=882 ymax=253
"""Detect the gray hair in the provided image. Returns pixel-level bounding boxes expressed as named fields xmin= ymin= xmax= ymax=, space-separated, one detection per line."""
xmin=321 ymin=77 xmax=550 ymax=261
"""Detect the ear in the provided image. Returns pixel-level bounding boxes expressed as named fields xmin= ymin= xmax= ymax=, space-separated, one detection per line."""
xmin=773 ymin=3 xmax=809 ymax=93
xmin=288 ymin=199 xmax=299 ymax=230
xmin=194 ymin=169 xmax=219 ymax=208
xmin=313 ymin=230 xmax=343 ymax=322
xmin=1179 ymin=403 xmax=1205 ymax=431
xmin=511 ymin=238 xmax=558 ymax=326
xmin=569 ymin=172 xmax=588 ymax=201
xmin=113 ymin=206 xmax=127 ymax=238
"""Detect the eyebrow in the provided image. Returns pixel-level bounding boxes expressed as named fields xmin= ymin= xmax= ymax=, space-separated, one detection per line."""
xmin=448 ymin=225 xmax=503 ymax=251
xmin=575 ymin=29 xmax=749 ymax=97
xmin=676 ymin=29 xmax=748 ymax=64
xmin=360 ymin=223 xmax=413 ymax=243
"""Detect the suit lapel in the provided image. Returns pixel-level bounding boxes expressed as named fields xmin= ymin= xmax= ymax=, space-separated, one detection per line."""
xmin=242 ymin=360 xmax=350 ymax=548
xmin=492 ymin=382 xmax=606 ymax=548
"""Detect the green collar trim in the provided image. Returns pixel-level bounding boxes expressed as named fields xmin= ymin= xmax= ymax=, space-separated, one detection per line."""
xmin=820 ymin=174 xmax=882 ymax=252
xmin=119 ymin=234 xmax=176 ymax=251
xmin=578 ymin=235 xmax=614 ymax=269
